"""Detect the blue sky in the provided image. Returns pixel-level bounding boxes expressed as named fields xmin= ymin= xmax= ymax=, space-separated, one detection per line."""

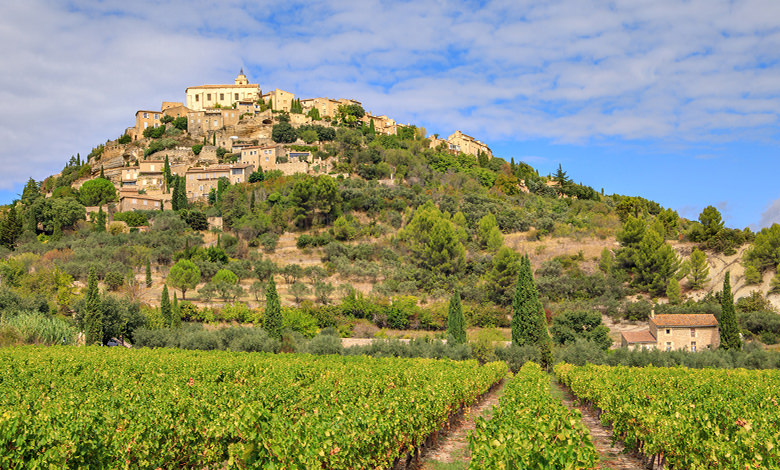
xmin=1 ymin=0 xmax=779 ymax=229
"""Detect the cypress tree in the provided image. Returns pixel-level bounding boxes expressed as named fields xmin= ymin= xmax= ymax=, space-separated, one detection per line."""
xmin=145 ymin=259 xmax=152 ymax=288
xmin=161 ymin=284 xmax=172 ymax=327
xmin=264 ymin=277 xmax=282 ymax=339
xmin=250 ymin=191 xmax=256 ymax=211
xmin=719 ymin=272 xmax=742 ymax=350
xmin=171 ymin=293 xmax=181 ymax=329
xmin=511 ymin=255 xmax=552 ymax=365
xmin=447 ymin=288 xmax=466 ymax=344
xmin=99 ymin=166 xmax=105 ymax=179
xmin=83 ymin=266 xmax=103 ymax=345
xmin=163 ymin=156 xmax=172 ymax=193
xmin=175 ymin=177 xmax=187 ymax=210
xmin=171 ymin=178 xmax=180 ymax=211
xmin=95 ymin=206 xmax=106 ymax=232
xmin=369 ymin=119 xmax=376 ymax=135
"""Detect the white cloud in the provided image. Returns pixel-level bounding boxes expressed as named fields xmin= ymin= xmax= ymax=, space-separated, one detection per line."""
xmin=758 ymin=198 xmax=780 ymax=229
xmin=0 ymin=0 xmax=779 ymax=190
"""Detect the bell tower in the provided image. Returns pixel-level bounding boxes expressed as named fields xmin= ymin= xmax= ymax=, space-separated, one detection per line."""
xmin=235 ymin=68 xmax=249 ymax=85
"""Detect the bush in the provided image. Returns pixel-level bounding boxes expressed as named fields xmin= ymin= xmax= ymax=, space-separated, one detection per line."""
xmin=104 ymin=271 xmax=124 ymax=291
xmin=306 ymin=333 xmax=344 ymax=355
xmin=192 ymin=144 xmax=203 ymax=155
xmin=495 ymin=344 xmax=542 ymax=373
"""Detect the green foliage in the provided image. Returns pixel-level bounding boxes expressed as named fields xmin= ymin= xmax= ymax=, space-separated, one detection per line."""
xmin=168 ymin=259 xmax=201 ymax=300
xmin=551 ymin=310 xmax=613 ymax=350
xmin=511 ymin=255 xmax=551 ymax=365
xmin=666 ymin=277 xmax=682 ymax=305
xmin=143 ymin=125 xmax=166 ymax=139
xmin=79 ymin=178 xmax=117 ymax=206
xmin=272 ymin=122 xmax=297 ymax=143
xmin=446 ymin=289 xmax=466 ymax=344
xmin=743 ymin=264 xmax=762 ymax=285
xmin=160 ymin=284 xmax=172 ymax=326
xmin=720 ymin=272 xmax=742 ymax=350
xmin=82 ymin=266 xmax=102 ymax=345
xmin=470 ymin=363 xmax=599 ymax=469
xmin=486 ymin=246 xmax=520 ymax=306
xmin=173 ymin=116 xmax=188 ymax=130
xmin=104 ymin=271 xmax=124 ymax=291
xmin=264 ymin=277 xmax=282 ymax=339
xmin=399 ymin=201 xmax=465 ymax=275
xmin=685 ymin=247 xmax=710 ymax=289
xmin=744 ymin=223 xmax=780 ymax=273
xmin=112 ymin=211 xmax=148 ymax=227
xmin=192 ymin=144 xmax=204 ymax=155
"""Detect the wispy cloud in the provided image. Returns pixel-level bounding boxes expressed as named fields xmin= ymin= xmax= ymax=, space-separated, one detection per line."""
xmin=1 ymin=0 xmax=779 ymax=192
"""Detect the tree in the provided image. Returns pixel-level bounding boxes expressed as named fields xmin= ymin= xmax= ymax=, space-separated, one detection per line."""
xmin=632 ymin=228 xmax=680 ymax=296
xmin=163 ymin=156 xmax=172 ymax=192
xmin=248 ymin=168 xmax=264 ymax=183
xmin=160 ymin=284 xmax=172 ymax=327
xmin=0 ymin=205 xmax=22 ymax=250
xmin=666 ymin=278 xmax=682 ymax=305
xmin=686 ymin=248 xmax=710 ymax=289
xmin=511 ymin=255 xmax=550 ymax=353
xmin=212 ymin=268 xmax=241 ymax=301
xmin=145 ymin=259 xmax=152 ymax=288
xmin=21 ymin=177 xmax=42 ymax=206
xmin=719 ymin=272 xmax=742 ymax=350
xmin=398 ymin=201 xmax=466 ymax=275
xmin=94 ymin=206 xmax=106 ymax=232
xmin=447 ymin=289 xmax=466 ymax=344
xmin=83 ymin=266 xmax=103 ymax=345
xmin=171 ymin=176 xmax=187 ymax=211
xmin=598 ymin=248 xmax=613 ymax=274
xmin=552 ymin=164 xmax=571 ymax=188
xmin=487 ymin=246 xmax=520 ymax=306
xmin=264 ymin=277 xmax=282 ymax=339
xmin=300 ymin=129 xmax=318 ymax=144
xmin=272 ymin=122 xmax=297 ymax=143
xmin=289 ymin=282 xmax=309 ymax=304
xmin=171 ymin=293 xmax=181 ymax=328
xmin=699 ymin=205 xmax=724 ymax=240
xmin=167 ymin=259 xmax=201 ymax=300
xmin=314 ymin=281 xmax=334 ymax=305
xmin=307 ymin=107 xmax=320 ymax=120
xmin=79 ymin=178 xmax=117 ymax=206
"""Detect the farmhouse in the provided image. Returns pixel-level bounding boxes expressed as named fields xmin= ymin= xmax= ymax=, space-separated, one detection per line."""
xmin=621 ymin=313 xmax=720 ymax=351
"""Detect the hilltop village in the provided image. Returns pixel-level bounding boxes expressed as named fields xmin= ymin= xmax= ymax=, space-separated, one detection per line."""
xmin=77 ymin=70 xmax=493 ymax=213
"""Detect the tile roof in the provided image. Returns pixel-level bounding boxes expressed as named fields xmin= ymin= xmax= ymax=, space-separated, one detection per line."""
xmin=650 ymin=314 xmax=719 ymax=327
xmin=622 ymin=330 xmax=657 ymax=343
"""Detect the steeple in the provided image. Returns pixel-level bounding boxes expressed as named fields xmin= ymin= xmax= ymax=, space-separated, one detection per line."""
xmin=235 ymin=69 xmax=249 ymax=85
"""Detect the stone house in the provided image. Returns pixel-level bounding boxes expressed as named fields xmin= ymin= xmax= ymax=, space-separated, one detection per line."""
xmin=300 ymin=97 xmax=361 ymax=119
xmin=185 ymin=163 xmax=253 ymax=200
xmin=621 ymin=313 xmax=720 ymax=351
xmin=118 ymin=192 xmax=163 ymax=212
xmin=262 ymin=88 xmax=295 ymax=113
xmin=187 ymin=108 xmax=241 ymax=136
xmin=239 ymin=144 xmax=282 ymax=172
xmin=185 ymin=70 xmax=261 ymax=112
xmin=363 ymin=114 xmax=397 ymax=135
xmin=127 ymin=102 xmax=191 ymax=141
xmin=447 ymin=130 xmax=493 ymax=159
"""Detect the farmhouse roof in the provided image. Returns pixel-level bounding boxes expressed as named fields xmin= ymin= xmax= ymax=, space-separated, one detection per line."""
xmin=621 ymin=330 xmax=656 ymax=344
xmin=650 ymin=314 xmax=718 ymax=328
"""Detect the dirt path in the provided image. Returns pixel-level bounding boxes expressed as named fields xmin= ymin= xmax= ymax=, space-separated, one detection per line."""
xmin=418 ymin=380 xmax=507 ymax=470
xmin=554 ymin=382 xmax=644 ymax=470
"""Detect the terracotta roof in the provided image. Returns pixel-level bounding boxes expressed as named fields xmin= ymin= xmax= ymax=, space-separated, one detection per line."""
xmin=622 ymin=330 xmax=656 ymax=343
xmin=651 ymin=314 xmax=718 ymax=327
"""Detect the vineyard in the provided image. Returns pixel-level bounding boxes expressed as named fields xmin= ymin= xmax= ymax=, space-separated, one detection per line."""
xmin=0 ymin=346 xmax=506 ymax=469
xmin=555 ymin=363 xmax=780 ymax=469
xmin=469 ymin=362 xmax=600 ymax=469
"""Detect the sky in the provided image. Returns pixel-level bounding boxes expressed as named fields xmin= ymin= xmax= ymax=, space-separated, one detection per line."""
xmin=1 ymin=0 xmax=779 ymax=229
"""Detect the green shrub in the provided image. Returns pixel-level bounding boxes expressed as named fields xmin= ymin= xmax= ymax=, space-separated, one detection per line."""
xmin=306 ymin=334 xmax=343 ymax=355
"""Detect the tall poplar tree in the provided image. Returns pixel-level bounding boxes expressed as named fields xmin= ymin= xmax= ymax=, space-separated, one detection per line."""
xmin=447 ymin=289 xmax=466 ymax=344
xmin=83 ymin=266 xmax=103 ymax=345
xmin=719 ymin=272 xmax=742 ymax=350
xmin=160 ymin=284 xmax=172 ymax=327
xmin=264 ymin=277 xmax=282 ymax=339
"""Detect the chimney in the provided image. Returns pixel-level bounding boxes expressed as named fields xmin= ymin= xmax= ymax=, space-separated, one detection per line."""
xmin=650 ymin=308 xmax=655 ymax=320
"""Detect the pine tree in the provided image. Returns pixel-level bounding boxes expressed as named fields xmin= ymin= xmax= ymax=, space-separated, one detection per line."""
xmin=666 ymin=278 xmax=682 ymax=305
xmin=83 ymin=266 xmax=103 ymax=345
xmin=145 ymin=259 xmax=152 ymax=288
xmin=160 ymin=284 xmax=172 ymax=327
xmin=76 ymin=153 xmax=81 ymax=166
xmin=171 ymin=293 xmax=181 ymax=328
xmin=687 ymin=248 xmax=710 ymax=289
xmin=719 ymin=272 xmax=742 ymax=350
xmin=447 ymin=289 xmax=466 ymax=344
xmin=264 ymin=277 xmax=282 ymax=339
xmin=0 ymin=205 xmax=21 ymax=250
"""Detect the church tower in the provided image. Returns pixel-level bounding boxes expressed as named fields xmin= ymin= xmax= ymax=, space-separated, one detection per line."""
xmin=235 ymin=68 xmax=249 ymax=85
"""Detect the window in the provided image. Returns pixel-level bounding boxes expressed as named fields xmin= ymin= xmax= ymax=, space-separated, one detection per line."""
xmin=207 ymin=94 xmax=211 ymax=101
xmin=234 ymin=93 xmax=239 ymax=100
xmin=220 ymin=93 xmax=224 ymax=100
xmin=143 ymin=200 xmax=148 ymax=206
xmin=691 ymin=342 xmax=697 ymax=352
xmin=195 ymin=95 xmax=200 ymax=102
xmin=150 ymin=165 xmax=155 ymax=171
xmin=665 ymin=329 xmax=671 ymax=335
xmin=690 ymin=328 xmax=696 ymax=337
xmin=142 ymin=113 xmax=148 ymax=119
xmin=154 ymin=114 xmax=159 ymax=119
xmin=666 ymin=342 xmax=672 ymax=352
xmin=131 ymin=198 xmax=137 ymax=204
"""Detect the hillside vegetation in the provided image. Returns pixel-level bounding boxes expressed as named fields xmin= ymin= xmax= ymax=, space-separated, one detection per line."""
xmin=2 ymin=108 xmax=780 ymax=353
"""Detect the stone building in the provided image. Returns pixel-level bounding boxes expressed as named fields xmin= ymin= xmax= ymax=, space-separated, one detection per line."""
xmin=187 ymin=108 xmax=242 ymax=136
xmin=186 ymin=70 xmax=261 ymax=111
xmin=621 ymin=313 xmax=720 ymax=351
xmin=447 ymin=131 xmax=493 ymax=158
xmin=262 ymin=88 xmax=295 ymax=113
xmin=185 ymin=163 xmax=253 ymax=200
xmin=127 ymin=102 xmax=191 ymax=141
xmin=118 ymin=192 xmax=163 ymax=212
xmin=239 ymin=144 xmax=283 ymax=172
